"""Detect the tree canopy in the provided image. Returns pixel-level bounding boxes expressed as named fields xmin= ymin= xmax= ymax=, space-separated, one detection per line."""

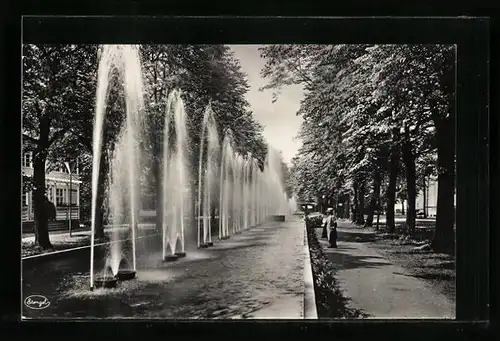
xmin=260 ymin=44 xmax=455 ymax=252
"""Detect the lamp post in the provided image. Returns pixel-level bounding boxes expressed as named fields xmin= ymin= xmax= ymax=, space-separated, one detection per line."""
xmin=64 ymin=161 xmax=73 ymax=237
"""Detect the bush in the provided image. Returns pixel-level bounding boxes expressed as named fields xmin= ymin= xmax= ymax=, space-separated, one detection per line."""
xmin=305 ymin=214 xmax=323 ymax=229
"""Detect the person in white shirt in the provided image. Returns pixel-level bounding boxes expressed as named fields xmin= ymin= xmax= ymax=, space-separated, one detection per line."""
xmin=321 ymin=214 xmax=328 ymax=238
xmin=326 ymin=210 xmax=338 ymax=248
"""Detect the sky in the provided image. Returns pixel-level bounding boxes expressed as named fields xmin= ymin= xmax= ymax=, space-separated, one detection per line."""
xmin=228 ymin=45 xmax=304 ymax=166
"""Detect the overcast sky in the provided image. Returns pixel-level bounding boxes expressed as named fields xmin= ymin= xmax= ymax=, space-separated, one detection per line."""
xmin=228 ymin=45 xmax=304 ymax=165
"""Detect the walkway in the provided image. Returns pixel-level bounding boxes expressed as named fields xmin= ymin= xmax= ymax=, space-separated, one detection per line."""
xmin=316 ymin=221 xmax=455 ymax=318
xmin=22 ymin=216 xmax=309 ymax=319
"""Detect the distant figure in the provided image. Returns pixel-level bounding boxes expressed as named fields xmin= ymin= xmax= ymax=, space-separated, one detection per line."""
xmin=326 ymin=210 xmax=338 ymax=248
xmin=321 ymin=213 xmax=328 ymax=238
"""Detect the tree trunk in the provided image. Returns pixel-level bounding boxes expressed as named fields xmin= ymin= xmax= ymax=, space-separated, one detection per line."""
xmin=431 ymin=116 xmax=455 ymax=253
xmin=94 ymin=151 xmax=107 ymax=239
xmin=356 ymin=181 xmax=365 ymax=225
xmin=344 ymin=194 xmax=350 ymax=219
xmin=386 ymin=144 xmax=400 ymax=233
xmin=152 ymin=156 xmax=163 ymax=232
xmin=423 ymin=176 xmax=427 ymax=218
xmin=189 ymin=183 xmax=198 ymax=245
xmin=211 ymin=206 xmax=217 ymax=235
xmin=365 ymin=169 xmax=382 ymax=227
xmin=33 ymin=150 xmax=52 ymax=249
xmin=402 ymin=133 xmax=417 ymax=234
xmin=33 ymin=116 xmax=52 ymax=249
xmin=351 ymin=184 xmax=358 ymax=223
xmin=375 ymin=197 xmax=381 ymax=231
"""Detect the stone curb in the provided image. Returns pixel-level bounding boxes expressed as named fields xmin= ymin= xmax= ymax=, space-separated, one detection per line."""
xmin=303 ymin=224 xmax=318 ymax=319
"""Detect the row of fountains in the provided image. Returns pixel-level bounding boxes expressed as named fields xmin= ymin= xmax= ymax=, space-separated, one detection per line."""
xmin=89 ymin=45 xmax=297 ymax=290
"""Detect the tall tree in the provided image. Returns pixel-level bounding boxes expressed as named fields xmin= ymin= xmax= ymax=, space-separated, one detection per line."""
xmin=23 ymin=44 xmax=97 ymax=248
xmin=261 ymin=44 xmax=455 ymax=251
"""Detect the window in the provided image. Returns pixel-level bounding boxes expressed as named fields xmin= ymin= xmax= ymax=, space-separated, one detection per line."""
xmin=56 ymin=188 xmax=64 ymax=205
xmin=23 ymin=152 xmax=33 ymax=168
xmin=47 ymin=186 xmax=54 ymax=202
xmin=22 ymin=191 xmax=28 ymax=207
xmin=70 ymin=189 xmax=78 ymax=205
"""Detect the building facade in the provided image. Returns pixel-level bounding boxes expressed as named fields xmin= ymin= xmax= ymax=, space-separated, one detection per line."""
xmin=22 ymin=151 xmax=82 ymax=229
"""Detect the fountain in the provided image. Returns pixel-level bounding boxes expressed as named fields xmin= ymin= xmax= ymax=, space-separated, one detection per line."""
xmin=242 ymin=156 xmax=250 ymax=231
xmin=251 ymin=158 xmax=259 ymax=227
xmin=197 ymin=104 xmax=220 ymax=248
xmin=213 ymin=130 xmax=294 ymax=239
xmin=162 ymin=89 xmax=191 ymax=261
xmin=263 ymin=146 xmax=289 ymax=222
xmin=88 ymin=46 xmax=295 ymax=291
xmin=232 ymin=154 xmax=243 ymax=235
xmin=90 ymin=45 xmax=144 ymax=290
xmin=288 ymin=196 xmax=298 ymax=214
xmin=218 ymin=131 xmax=234 ymax=240
xmin=107 ymin=131 xmax=137 ymax=281
xmin=94 ymin=259 xmax=118 ymax=289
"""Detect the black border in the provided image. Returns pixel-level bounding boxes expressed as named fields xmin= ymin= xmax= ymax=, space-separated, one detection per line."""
xmin=3 ymin=16 xmax=491 ymax=339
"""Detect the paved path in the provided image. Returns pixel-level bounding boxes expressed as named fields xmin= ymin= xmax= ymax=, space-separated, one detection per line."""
xmin=22 ymin=217 xmax=308 ymax=319
xmin=316 ymin=222 xmax=455 ymax=318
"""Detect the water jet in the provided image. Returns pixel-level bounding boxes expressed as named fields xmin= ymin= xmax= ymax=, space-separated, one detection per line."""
xmin=90 ymin=45 xmax=143 ymax=290
xmin=86 ymin=47 xmax=297 ymax=290
xmin=161 ymin=90 xmax=190 ymax=261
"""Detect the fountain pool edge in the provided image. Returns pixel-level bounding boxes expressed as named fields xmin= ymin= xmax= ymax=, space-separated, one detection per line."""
xmin=303 ymin=224 xmax=318 ymax=319
xmin=21 ymin=234 xmax=160 ymax=266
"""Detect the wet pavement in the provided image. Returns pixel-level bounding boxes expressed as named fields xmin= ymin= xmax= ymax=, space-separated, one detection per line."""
xmin=22 ymin=216 xmax=305 ymax=319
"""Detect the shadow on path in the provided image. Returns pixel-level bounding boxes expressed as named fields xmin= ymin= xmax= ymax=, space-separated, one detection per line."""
xmin=393 ymin=271 xmax=455 ymax=282
xmin=322 ymin=245 xmax=392 ymax=272
xmin=312 ymin=225 xmax=456 ymax=318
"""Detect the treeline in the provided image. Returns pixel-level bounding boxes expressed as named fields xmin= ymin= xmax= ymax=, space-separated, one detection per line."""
xmin=259 ymin=44 xmax=455 ymax=252
xmin=22 ymin=44 xmax=268 ymax=249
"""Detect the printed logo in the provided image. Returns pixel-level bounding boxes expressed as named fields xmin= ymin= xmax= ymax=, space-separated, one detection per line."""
xmin=24 ymin=295 xmax=51 ymax=310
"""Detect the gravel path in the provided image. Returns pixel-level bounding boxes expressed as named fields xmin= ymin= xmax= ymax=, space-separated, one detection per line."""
xmin=316 ymin=221 xmax=455 ymax=319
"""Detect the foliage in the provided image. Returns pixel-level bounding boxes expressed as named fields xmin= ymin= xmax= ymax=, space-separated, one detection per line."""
xmin=139 ymin=44 xmax=268 ymax=200
xmin=260 ymin=44 xmax=455 ymax=249
xmin=22 ymin=44 xmax=99 ymax=248
xmin=305 ymin=214 xmax=323 ymax=229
